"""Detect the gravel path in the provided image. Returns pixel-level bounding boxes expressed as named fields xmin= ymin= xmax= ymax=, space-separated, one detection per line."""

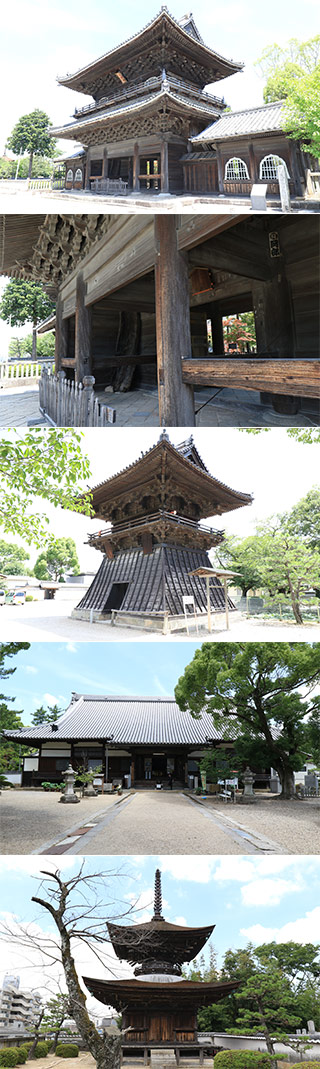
xmin=0 ymin=600 xmax=319 ymax=643
xmin=1 ymin=790 xmax=319 ymax=856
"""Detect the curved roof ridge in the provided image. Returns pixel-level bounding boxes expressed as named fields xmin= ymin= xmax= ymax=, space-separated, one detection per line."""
xmin=57 ymin=9 xmax=242 ymax=88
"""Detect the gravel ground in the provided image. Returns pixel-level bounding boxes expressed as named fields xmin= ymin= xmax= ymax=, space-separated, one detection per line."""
xmin=0 ymin=599 xmax=319 ymax=642
xmin=29 ymin=1054 xmax=213 ymax=1069
xmin=0 ymin=790 xmax=118 ymax=854
xmin=1 ymin=789 xmax=319 ymax=856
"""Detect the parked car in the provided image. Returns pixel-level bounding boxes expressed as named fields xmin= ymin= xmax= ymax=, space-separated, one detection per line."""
xmin=0 ymin=589 xmax=6 ymax=606
xmin=6 ymin=590 xmax=26 ymax=605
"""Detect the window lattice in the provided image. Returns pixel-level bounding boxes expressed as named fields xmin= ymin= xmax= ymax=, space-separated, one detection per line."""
xmin=225 ymin=157 xmax=249 ymax=180
xmin=74 ymin=168 xmax=83 ymax=181
xmin=66 ymin=169 xmax=73 ymax=182
xmin=260 ymin=155 xmax=290 ymax=181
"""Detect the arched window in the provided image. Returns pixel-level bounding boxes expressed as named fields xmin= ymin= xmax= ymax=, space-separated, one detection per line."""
xmin=225 ymin=157 xmax=249 ymax=180
xmin=74 ymin=168 xmax=83 ymax=182
xmin=259 ymin=155 xmax=290 ymax=181
xmin=66 ymin=169 xmax=73 ymax=182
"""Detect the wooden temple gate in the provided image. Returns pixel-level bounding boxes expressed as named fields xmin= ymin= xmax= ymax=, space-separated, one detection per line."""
xmin=1 ymin=213 xmax=319 ymax=425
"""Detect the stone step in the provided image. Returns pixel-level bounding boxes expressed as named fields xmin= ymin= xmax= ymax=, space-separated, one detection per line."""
xmin=150 ymin=1050 xmax=176 ymax=1069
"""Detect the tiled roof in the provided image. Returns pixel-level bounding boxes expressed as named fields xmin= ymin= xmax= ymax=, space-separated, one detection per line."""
xmin=192 ymin=100 xmax=285 ymax=143
xmin=50 ymin=87 xmax=221 ymax=139
xmin=3 ymin=695 xmax=238 ymax=745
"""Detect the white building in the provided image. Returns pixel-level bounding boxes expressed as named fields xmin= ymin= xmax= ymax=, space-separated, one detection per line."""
xmin=0 ymin=976 xmax=42 ymax=1030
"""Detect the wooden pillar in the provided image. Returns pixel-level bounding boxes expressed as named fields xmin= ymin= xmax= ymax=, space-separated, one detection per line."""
xmin=133 ymin=142 xmax=140 ymax=192
xmin=224 ymin=578 xmax=230 ymax=630
xmin=75 ymin=271 xmax=92 ymax=384
xmin=252 ymin=276 xmax=294 ymax=356
xmin=288 ymin=142 xmax=303 ymax=197
xmin=85 ymin=150 xmax=91 ymax=190
xmin=54 ymin=294 xmax=68 ymax=372
xmin=206 ymin=576 xmax=212 ymax=633
xmin=217 ymin=146 xmax=224 ymax=192
xmin=248 ymin=142 xmax=258 ymax=182
xmin=209 ymin=302 xmax=224 ymax=355
xmin=161 ymin=138 xmax=169 ymax=193
xmin=154 ymin=216 xmax=195 ymax=426
xmin=252 ymin=275 xmax=298 ymax=413
xmin=102 ymin=148 xmax=108 ymax=180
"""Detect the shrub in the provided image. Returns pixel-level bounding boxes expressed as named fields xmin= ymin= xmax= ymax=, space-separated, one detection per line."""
xmin=289 ymin=1064 xmax=320 ymax=1068
xmin=33 ymin=1042 xmax=49 ymax=1059
xmin=214 ymin=1053 xmax=275 ymax=1068
xmin=0 ymin=1051 xmax=19 ymax=1067
xmin=55 ymin=1045 xmax=79 ymax=1058
xmin=15 ymin=1050 xmax=28 ymax=1064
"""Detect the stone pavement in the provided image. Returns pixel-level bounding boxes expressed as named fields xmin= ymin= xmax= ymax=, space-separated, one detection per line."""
xmin=1 ymin=382 xmax=319 ymax=428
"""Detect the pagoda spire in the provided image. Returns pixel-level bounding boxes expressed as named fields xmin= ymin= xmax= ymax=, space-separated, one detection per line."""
xmin=153 ymin=869 xmax=164 ymax=920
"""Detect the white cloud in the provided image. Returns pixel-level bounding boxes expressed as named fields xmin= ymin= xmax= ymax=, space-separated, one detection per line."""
xmin=241 ymin=877 xmax=303 ymax=908
xmin=0 ymin=857 xmax=76 ymax=878
xmin=65 ymin=643 xmax=77 ymax=653
xmin=213 ymin=857 xmax=302 ymax=884
xmin=25 ymin=666 xmax=38 ymax=675
xmin=160 ymin=857 xmax=216 ymax=883
xmin=241 ymin=906 xmax=320 ymax=945
xmin=43 ymin=693 xmax=60 ymax=706
xmin=174 ymin=916 xmax=187 ymax=926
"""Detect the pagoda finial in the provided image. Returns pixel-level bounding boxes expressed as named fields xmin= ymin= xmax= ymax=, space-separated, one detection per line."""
xmin=159 ymin=428 xmax=169 ymax=441
xmin=153 ymin=869 xmax=164 ymax=920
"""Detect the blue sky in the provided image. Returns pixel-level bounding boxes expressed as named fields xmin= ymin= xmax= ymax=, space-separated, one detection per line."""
xmin=0 ymin=856 xmax=319 ymax=1010
xmin=1 ymin=0 xmax=319 ymax=155
xmin=5 ymin=640 xmax=204 ymax=723
xmin=1 ymin=428 xmax=320 ymax=573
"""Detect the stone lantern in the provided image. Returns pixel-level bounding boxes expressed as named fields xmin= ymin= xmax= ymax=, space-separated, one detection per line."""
xmin=59 ymin=763 xmax=80 ymax=804
xmin=239 ymin=765 xmax=256 ymax=804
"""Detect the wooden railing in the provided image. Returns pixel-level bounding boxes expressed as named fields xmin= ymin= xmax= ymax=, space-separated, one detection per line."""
xmin=27 ymin=178 xmax=52 ymax=190
xmin=91 ymin=178 xmax=128 ymax=196
xmin=73 ymin=75 xmax=224 ymax=117
xmin=0 ymin=360 xmax=53 ymax=385
xmin=88 ymin=511 xmax=221 ymax=540
xmin=39 ymin=369 xmax=116 ymax=426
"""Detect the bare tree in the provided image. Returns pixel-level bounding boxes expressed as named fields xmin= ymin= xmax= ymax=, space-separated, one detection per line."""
xmin=0 ymin=864 xmax=150 ymax=1069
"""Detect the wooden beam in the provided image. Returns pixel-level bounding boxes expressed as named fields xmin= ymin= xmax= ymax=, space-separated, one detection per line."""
xmin=181 ymin=358 xmax=320 ymax=398
xmin=188 ymin=233 xmax=273 ymax=281
xmin=154 ymin=216 xmax=195 ymax=426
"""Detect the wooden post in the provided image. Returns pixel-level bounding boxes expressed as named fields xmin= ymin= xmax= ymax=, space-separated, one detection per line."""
xmin=105 ymin=746 xmax=109 ymax=783
xmin=206 ymin=575 xmax=212 ymax=633
xmin=75 ymin=271 xmax=92 ymax=383
xmin=102 ymin=148 xmax=108 ymax=180
xmin=54 ymin=295 xmax=68 ymax=372
xmin=161 ymin=139 xmax=169 ymax=193
xmin=133 ymin=142 xmax=140 ymax=192
xmin=248 ymin=142 xmax=257 ymax=182
xmin=287 ymin=142 xmax=303 ymax=197
xmin=216 ymin=146 xmax=224 ymax=193
xmin=85 ymin=150 xmax=91 ymax=190
xmin=209 ymin=303 xmax=224 ymax=355
xmin=154 ymin=216 xmax=195 ymax=426
xmin=224 ymin=577 xmax=230 ymax=630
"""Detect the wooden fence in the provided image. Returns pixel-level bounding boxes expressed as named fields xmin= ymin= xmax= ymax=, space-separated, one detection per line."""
xmin=0 ymin=360 xmax=53 ymax=385
xmin=39 ymin=368 xmax=116 ymax=426
xmin=27 ymin=178 xmax=52 ymax=190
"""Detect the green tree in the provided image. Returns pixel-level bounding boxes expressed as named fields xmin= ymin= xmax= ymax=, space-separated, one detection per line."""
xmin=6 ymin=109 xmax=55 ymax=179
xmin=0 ymin=643 xmax=30 ymax=770
xmin=174 ymin=642 xmax=320 ymax=797
xmin=34 ymin=538 xmax=79 ymax=582
xmin=8 ymin=332 xmax=55 ymax=361
xmin=282 ymin=487 xmax=320 ymax=551
xmin=252 ymin=528 xmax=320 ymax=624
xmin=255 ymin=36 xmax=320 ymax=157
xmin=41 ymin=994 xmax=72 ymax=1052
xmin=0 ymin=279 xmax=55 ymax=360
xmin=215 ymin=535 xmax=265 ymax=596
xmin=0 ymin=540 xmax=32 ymax=576
xmin=32 ymin=704 xmax=62 ymax=725
xmin=0 ymin=429 xmax=92 ymax=547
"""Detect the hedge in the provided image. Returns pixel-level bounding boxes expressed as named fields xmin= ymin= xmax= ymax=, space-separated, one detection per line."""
xmin=33 ymin=1043 xmax=49 ymax=1059
xmin=15 ymin=1051 xmax=28 ymax=1065
xmin=55 ymin=1045 xmax=79 ymax=1058
xmin=289 ymin=1064 xmax=320 ymax=1068
xmin=214 ymin=1054 xmax=275 ymax=1068
xmin=0 ymin=1052 xmax=19 ymax=1067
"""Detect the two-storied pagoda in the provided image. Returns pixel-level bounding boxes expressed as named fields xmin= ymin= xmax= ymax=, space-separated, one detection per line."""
xmin=52 ymin=8 xmax=242 ymax=195
xmin=84 ymin=869 xmax=239 ymax=1061
xmin=73 ymin=431 xmax=252 ymax=632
